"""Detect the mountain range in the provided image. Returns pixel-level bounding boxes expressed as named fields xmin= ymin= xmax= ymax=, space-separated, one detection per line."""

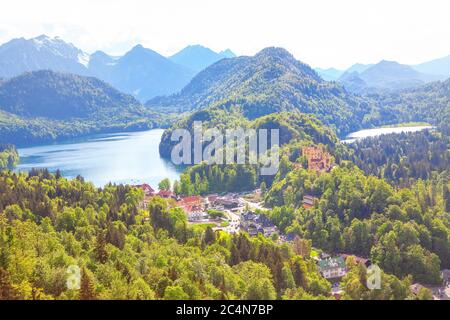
xmin=1 ymin=35 xmax=448 ymax=101
xmin=413 ymin=55 xmax=450 ymax=76
xmin=0 ymin=70 xmax=141 ymax=119
xmin=339 ymin=60 xmax=445 ymax=92
xmin=0 ymin=35 xmax=235 ymax=102
xmin=316 ymin=56 xmax=449 ymax=90
xmin=149 ymin=47 xmax=381 ymax=136
xmin=156 ymin=46 xmax=449 ymax=159
xmin=88 ymin=45 xmax=194 ymax=102
xmin=0 ymin=35 xmax=448 ymax=145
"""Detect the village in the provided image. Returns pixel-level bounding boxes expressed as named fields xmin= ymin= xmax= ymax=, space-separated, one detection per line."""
xmin=134 ymin=145 xmax=450 ymax=300
xmin=135 ymin=146 xmax=335 ymax=240
xmin=135 ymin=182 xmax=276 ymax=237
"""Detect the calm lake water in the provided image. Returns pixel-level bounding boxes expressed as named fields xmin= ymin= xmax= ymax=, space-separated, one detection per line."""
xmin=16 ymin=129 xmax=182 ymax=188
xmin=343 ymin=126 xmax=434 ymax=143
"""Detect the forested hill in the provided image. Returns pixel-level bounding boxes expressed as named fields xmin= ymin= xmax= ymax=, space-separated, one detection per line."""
xmin=371 ymin=79 xmax=450 ymax=134
xmin=148 ymin=47 xmax=380 ymax=136
xmin=0 ymin=70 xmax=168 ymax=145
xmin=159 ymin=106 xmax=343 ymax=159
xmin=346 ymin=130 xmax=449 ymax=186
xmin=0 ymin=70 xmax=141 ymax=119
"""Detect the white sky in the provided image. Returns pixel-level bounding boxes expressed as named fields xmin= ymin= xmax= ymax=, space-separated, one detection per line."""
xmin=1 ymin=0 xmax=449 ymax=69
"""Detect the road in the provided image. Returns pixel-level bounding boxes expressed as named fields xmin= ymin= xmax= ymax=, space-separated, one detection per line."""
xmin=223 ymin=209 xmax=241 ymax=234
xmin=213 ymin=194 xmax=267 ymax=234
xmin=240 ymin=197 xmax=266 ymax=212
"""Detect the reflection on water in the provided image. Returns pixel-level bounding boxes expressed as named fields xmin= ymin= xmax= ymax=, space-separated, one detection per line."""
xmin=342 ymin=126 xmax=434 ymax=143
xmin=16 ymin=130 xmax=181 ymax=188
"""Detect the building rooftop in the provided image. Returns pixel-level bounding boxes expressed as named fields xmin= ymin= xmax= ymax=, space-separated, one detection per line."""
xmin=318 ymin=257 xmax=346 ymax=271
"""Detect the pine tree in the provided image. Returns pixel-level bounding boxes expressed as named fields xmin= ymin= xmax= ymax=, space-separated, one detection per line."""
xmin=230 ymin=243 xmax=240 ymax=266
xmin=444 ymin=183 xmax=450 ymax=213
xmin=95 ymin=231 xmax=108 ymax=264
xmin=0 ymin=268 xmax=18 ymax=300
xmin=292 ymin=236 xmax=311 ymax=257
xmin=203 ymin=227 xmax=216 ymax=246
xmin=79 ymin=268 xmax=97 ymax=300
xmin=237 ymin=234 xmax=251 ymax=261
xmin=291 ymin=258 xmax=308 ymax=289
xmin=158 ymin=178 xmax=171 ymax=191
xmin=281 ymin=264 xmax=296 ymax=290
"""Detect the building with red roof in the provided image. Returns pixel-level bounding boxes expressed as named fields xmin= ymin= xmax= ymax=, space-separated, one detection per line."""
xmin=157 ymin=189 xmax=175 ymax=199
xmin=302 ymin=146 xmax=333 ymax=173
xmin=134 ymin=184 xmax=155 ymax=197
xmin=177 ymin=196 xmax=205 ymax=213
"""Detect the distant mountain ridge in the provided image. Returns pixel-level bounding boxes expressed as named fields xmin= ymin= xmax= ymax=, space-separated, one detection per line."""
xmin=338 ymin=71 xmax=368 ymax=93
xmin=169 ymin=45 xmax=236 ymax=72
xmin=316 ymin=54 xmax=450 ymax=83
xmin=315 ymin=68 xmax=343 ymax=81
xmin=0 ymin=35 xmax=236 ymax=102
xmin=90 ymin=44 xmax=195 ymax=101
xmin=0 ymin=35 xmax=90 ymax=78
xmin=314 ymin=64 xmax=374 ymax=82
xmin=316 ymin=55 xmax=450 ymax=92
xmin=413 ymin=55 xmax=450 ymax=77
xmin=339 ymin=60 xmax=445 ymax=92
xmin=2 ymin=35 xmax=448 ymax=99
xmin=346 ymin=63 xmax=374 ymax=74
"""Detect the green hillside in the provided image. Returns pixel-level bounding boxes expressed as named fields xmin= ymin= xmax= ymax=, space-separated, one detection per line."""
xmin=0 ymin=70 xmax=168 ymax=145
xmin=148 ymin=47 xmax=381 ymax=136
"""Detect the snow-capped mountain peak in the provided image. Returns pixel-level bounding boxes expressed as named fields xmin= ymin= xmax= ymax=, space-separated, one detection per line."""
xmin=0 ymin=35 xmax=90 ymax=78
xmin=77 ymin=52 xmax=91 ymax=68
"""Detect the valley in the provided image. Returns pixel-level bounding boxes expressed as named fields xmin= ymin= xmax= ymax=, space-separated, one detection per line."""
xmin=0 ymin=28 xmax=448 ymax=302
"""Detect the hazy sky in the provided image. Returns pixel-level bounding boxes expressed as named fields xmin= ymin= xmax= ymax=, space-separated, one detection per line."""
xmin=1 ymin=0 xmax=449 ymax=69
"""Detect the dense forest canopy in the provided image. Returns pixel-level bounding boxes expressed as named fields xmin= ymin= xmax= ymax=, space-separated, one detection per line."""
xmin=1 ymin=169 xmax=414 ymax=301
xmin=166 ymin=110 xmax=349 ymax=195
xmin=346 ymin=130 xmax=449 ymax=186
xmin=159 ymin=108 xmax=342 ymax=157
xmin=165 ymin=122 xmax=449 ymax=289
xmin=367 ymin=79 xmax=450 ymax=134
xmin=0 ymin=167 xmax=441 ymax=300
xmin=263 ymin=161 xmax=449 ymax=284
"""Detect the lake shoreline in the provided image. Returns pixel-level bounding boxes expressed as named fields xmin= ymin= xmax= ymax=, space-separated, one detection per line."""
xmin=342 ymin=125 xmax=434 ymax=143
xmin=11 ymin=126 xmax=169 ymax=149
xmin=16 ymin=129 xmax=182 ymax=188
